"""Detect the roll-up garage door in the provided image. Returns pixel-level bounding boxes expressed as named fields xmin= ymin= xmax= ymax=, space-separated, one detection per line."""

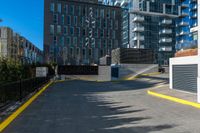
xmin=173 ymin=64 xmax=198 ymax=93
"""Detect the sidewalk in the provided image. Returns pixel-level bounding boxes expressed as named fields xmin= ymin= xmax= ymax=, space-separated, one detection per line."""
xmin=148 ymin=85 xmax=200 ymax=108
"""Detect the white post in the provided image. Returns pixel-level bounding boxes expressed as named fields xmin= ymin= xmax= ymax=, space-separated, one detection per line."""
xmin=197 ymin=1 xmax=200 ymax=103
xmin=169 ymin=58 xmax=173 ymax=89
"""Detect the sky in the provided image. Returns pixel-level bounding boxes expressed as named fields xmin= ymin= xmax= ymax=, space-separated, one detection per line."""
xmin=0 ymin=0 xmax=44 ymax=50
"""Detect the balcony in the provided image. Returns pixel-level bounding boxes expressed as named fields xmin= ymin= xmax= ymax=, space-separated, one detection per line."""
xmin=133 ymin=27 xmax=144 ymax=32
xmin=159 ymin=38 xmax=172 ymax=43
xmin=179 ymin=21 xmax=189 ymax=26
xmin=179 ymin=12 xmax=189 ymax=17
xmin=191 ymin=4 xmax=197 ymax=10
xmin=120 ymin=0 xmax=129 ymax=6
xmin=159 ymin=46 xmax=172 ymax=52
xmin=133 ymin=36 xmax=144 ymax=41
xmin=160 ymin=19 xmax=172 ymax=25
xmin=133 ymin=16 xmax=144 ymax=22
xmin=179 ymin=31 xmax=189 ymax=36
xmin=181 ymin=3 xmax=189 ymax=8
xmin=114 ymin=0 xmax=121 ymax=6
xmin=160 ymin=29 xmax=172 ymax=34
xmin=191 ymin=13 xmax=197 ymax=18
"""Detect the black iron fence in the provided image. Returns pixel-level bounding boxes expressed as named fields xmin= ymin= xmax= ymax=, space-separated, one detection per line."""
xmin=0 ymin=77 xmax=50 ymax=107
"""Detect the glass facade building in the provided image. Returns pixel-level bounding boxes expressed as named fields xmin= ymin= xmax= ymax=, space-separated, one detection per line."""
xmin=176 ymin=0 xmax=198 ymax=51
xmin=44 ymin=0 xmax=122 ymax=65
xmin=101 ymin=0 xmax=179 ymax=65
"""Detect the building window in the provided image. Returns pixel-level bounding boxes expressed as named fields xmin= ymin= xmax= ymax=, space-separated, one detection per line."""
xmin=57 ymin=25 xmax=61 ymax=34
xmin=57 ymin=3 xmax=62 ymax=13
xmin=74 ymin=16 xmax=77 ymax=26
xmin=106 ymin=30 xmax=110 ymax=38
xmin=54 ymin=14 xmax=58 ymax=24
xmin=115 ymin=21 xmax=118 ymax=30
xmin=67 ymin=16 xmax=71 ymax=25
xmin=112 ymin=31 xmax=116 ymax=39
xmin=78 ymin=6 xmax=81 ymax=16
xmin=77 ymin=48 xmax=80 ymax=55
xmin=60 ymin=36 xmax=64 ymax=46
xmin=50 ymin=25 xmax=54 ymax=34
xmin=73 ymin=37 xmax=77 ymax=46
xmin=70 ymin=48 xmax=73 ymax=55
xmin=100 ymin=30 xmax=104 ymax=37
xmin=112 ymin=10 xmax=116 ymax=19
xmin=100 ymin=9 xmax=104 ymax=18
xmin=107 ymin=10 xmax=110 ymax=18
xmin=70 ymin=27 xmax=74 ymax=35
xmin=83 ymin=29 xmax=86 ymax=36
xmin=64 ymin=4 xmax=68 ymax=14
xmin=64 ymin=26 xmax=68 ymax=35
xmin=89 ymin=49 xmax=92 ymax=57
xmin=77 ymin=27 xmax=80 ymax=36
xmin=62 ymin=15 xmax=65 ymax=25
xmin=82 ymin=49 xmax=86 ymax=56
xmin=66 ymin=37 xmax=71 ymax=45
xmin=50 ymin=3 xmax=55 ymax=12
xmin=54 ymin=36 xmax=57 ymax=44
xmin=70 ymin=5 xmax=74 ymax=15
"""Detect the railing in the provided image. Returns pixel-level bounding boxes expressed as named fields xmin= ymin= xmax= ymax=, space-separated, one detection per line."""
xmin=0 ymin=77 xmax=50 ymax=108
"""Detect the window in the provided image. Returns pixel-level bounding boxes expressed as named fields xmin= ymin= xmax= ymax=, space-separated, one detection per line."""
xmin=57 ymin=3 xmax=62 ymax=13
xmin=50 ymin=3 xmax=55 ymax=12
xmin=112 ymin=10 xmax=116 ymax=19
xmin=70 ymin=27 xmax=74 ymax=35
xmin=54 ymin=36 xmax=57 ymax=44
xmin=62 ymin=15 xmax=65 ymax=25
xmin=54 ymin=14 xmax=58 ymax=24
xmin=67 ymin=16 xmax=71 ymax=25
xmin=64 ymin=4 xmax=68 ymax=14
xmin=100 ymin=9 xmax=104 ymax=18
xmin=77 ymin=27 xmax=80 ymax=36
xmin=77 ymin=48 xmax=80 ymax=55
xmin=57 ymin=25 xmax=61 ymax=34
xmin=66 ymin=37 xmax=71 ymax=45
xmin=83 ymin=29 xmax=86 ymax=36
xmin=100 ymin=30 xmax=104 ymax=37
xmin=112 ymin=31 xmax=116 ymax=39
xmin=106 ymin=30 xmax=110 ymax=38
xmin=115 ymin=21 xmax=118 ymax=30
xmin=89 ymin=49 xmax=92 ymax=57
xmin=73 ymin=37 xmax=77 ymax=45
xmin=70 ymin=5 xmax=74 ymax=15
xmin=70 ymin=48 xmax=73 ymax=55
xmin=60 ymin=36 xmax=64 ymax=46
xmin=74 ymin=16 xmax=77 ymax=26
xmin=50 ymin=25 xmax=54 ymax=34
xmin=64 ymin=26 xmax=68 ymax=35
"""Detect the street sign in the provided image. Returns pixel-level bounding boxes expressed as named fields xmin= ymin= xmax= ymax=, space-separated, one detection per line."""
xmin=36 ymin=67 xmax=48 ymax=77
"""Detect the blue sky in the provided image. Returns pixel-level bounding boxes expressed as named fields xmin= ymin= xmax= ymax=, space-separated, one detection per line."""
xmin=0 ymin=0 xmax=44 ymax=50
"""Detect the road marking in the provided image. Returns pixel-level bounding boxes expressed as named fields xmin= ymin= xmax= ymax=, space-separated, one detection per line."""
xmin=126 ymin=72 xmax=161 ymax=81
xmin=147 ymin=90 xmax=200 ymax=109
xmin=0 ymin=81 xmax=53 ymax=132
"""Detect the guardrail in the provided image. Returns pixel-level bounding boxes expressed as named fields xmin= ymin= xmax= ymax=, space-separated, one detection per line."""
xmin=0 ymin=77 xmax=50 ymax=108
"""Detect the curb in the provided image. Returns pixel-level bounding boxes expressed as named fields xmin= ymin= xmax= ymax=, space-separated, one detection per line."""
xmin=0 ymin=81 xmax=53 ymax=132
xmin=147 ymin=90 xmax=200 ymax=109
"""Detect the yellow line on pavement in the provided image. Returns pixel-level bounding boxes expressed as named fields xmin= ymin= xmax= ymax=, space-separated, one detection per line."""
xmin=0 ymin=81 xmax=53 ymax=132
xmin=147 ymin=90 xmax=200 ymax=109
xmin=126 ymin=72 xmax=161 ymax=81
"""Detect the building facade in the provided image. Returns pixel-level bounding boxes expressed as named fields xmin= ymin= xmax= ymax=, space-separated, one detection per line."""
xmin=44 ymin=0 xmax=122 ymax=65
xmin=0 ymin=27 xmax=43 ymax=64
xmin=176 ymin=0 xmax=198 ymax=51
xmin=101 ymin=0 xmax=179 ymax=66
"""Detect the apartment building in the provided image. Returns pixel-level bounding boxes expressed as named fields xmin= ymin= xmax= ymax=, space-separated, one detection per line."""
xmin=101 ymin=0 xmax=179 ymax=65
xmin=0 ymin=27 xmax=43 ymax=64
xmin=44 ymin=0 xmax=122 ymax=65
xmin=176 ymin=0 xmax=198 ymax=50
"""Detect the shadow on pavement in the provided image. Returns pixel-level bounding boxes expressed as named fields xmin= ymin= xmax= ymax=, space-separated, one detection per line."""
xmin=3 ymin=79 xmax=175 ymax=133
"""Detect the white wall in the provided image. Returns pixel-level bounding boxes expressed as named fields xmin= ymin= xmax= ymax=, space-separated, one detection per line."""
xmin=170 ymin=55 xmax=200 ymax=102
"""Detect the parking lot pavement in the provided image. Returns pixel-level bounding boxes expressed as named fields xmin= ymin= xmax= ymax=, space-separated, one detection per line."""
xmin=2 ymin=75 xmax=200 ymax=133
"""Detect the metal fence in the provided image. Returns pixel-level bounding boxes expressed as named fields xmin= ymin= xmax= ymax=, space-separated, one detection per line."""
xmin=0 ymin=77 xmax=50 ymax=108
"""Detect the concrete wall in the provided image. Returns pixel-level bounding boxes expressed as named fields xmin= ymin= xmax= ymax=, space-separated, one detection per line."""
xmin=170 ymin=56 xmax=200 ymax=102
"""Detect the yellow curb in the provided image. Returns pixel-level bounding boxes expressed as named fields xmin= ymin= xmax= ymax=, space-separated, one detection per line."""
xmin=55 ymin=80 xmax=67 ymax=83
xmin=0 ymin=81 xmax=53 ymax=132
xmin=147 ymin=90 xmax=200 ymax=109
